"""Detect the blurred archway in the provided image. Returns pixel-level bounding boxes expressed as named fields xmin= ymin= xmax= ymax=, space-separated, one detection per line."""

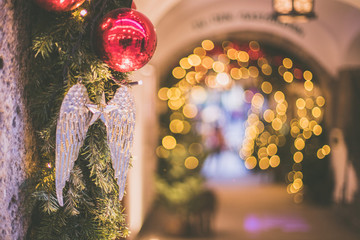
xmin=155 ymin=37 xmax=333 ymax=221
xmin=127 ymin=0 xmax=360 ymax=237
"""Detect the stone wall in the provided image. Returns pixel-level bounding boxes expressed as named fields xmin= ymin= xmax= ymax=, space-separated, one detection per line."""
xmin=0 ymin=0 xmax=32 ymax=239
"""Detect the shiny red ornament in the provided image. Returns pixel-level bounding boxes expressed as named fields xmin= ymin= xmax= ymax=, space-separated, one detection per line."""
xmin=96 ymin=8 xmax=157 ymax=72
xmin=34 ymin=0 xmax=85 ymax=12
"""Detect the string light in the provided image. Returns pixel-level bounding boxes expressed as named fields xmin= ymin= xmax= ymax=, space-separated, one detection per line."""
xmin=158 ymin=39 xmax=327 ymax=202
xmin=80 ymin=9 xmax=88 ymax=17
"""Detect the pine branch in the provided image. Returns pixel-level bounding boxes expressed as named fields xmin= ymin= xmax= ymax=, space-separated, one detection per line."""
xmin=26 ymin=0 xmax=131 ymax=239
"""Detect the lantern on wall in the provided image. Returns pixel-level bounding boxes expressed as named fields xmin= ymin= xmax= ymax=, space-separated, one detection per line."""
xmin=273 ymin=0 xmax=316 ymax=23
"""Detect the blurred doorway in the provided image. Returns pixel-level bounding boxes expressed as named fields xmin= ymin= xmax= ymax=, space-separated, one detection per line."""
xmin=156 ymin=38 xmax=331 ymax=205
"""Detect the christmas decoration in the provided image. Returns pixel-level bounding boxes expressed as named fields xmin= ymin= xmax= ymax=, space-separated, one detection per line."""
xmin=55 ymin=83 xmax=91 ymax=206
xmin=26 ymin=1 xmax=142 ymax=238
xmin=156 ymin=39 xmax=329 ymax=222
xmin=56 ymin=83 xmax=135 ymax=206
xmin=96 ymin=8 xmax=157 ymax=72
xmin=132 ymin=1 xmax=137 ymax=9
xmin=34 ymin=0 xmax=85 ymax=12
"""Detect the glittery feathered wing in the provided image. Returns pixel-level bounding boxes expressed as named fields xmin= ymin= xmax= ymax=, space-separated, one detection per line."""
xmin=55 ymin=84 xmax=92 ymax=206
xmin=104 ymin=86 xmax=135 ymax=201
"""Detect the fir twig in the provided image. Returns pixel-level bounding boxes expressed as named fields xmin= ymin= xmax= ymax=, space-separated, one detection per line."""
xmin=26 ymin=0 xmax=131 ymax=239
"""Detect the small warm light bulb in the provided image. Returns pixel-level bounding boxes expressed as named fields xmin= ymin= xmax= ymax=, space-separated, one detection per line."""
xmin=47 ymin=163 xmax=52 ymax=168
xmin=215 ymin=72 xmax=230 ymax=86
xmin=80 ymin=9 xmax=88 ymax=17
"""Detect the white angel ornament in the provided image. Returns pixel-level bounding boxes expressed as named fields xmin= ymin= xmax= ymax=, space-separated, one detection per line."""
xmin=55 ymin=83 xmax=135 ymax=206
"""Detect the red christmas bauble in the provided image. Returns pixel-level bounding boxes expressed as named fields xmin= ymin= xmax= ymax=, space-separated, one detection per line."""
xmin=96 ymin=8 xmax=157 ymax=72
xmin=34 ymin=0 xmax=85 ymax=12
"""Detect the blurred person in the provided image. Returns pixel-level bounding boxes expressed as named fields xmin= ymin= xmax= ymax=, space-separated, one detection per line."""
xmin=329 ymin=128 xmax=358 ymax=204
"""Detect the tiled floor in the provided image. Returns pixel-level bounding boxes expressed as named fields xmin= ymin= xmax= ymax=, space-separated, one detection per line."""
xmin=135 ymin=180 xmax=360 ymax=240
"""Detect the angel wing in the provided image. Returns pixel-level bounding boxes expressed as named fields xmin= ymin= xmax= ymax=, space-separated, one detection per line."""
xmin=56 ymin=84 xmax=92 ymax=206
xmin=104 ymin=86 xmax=136 ymax=201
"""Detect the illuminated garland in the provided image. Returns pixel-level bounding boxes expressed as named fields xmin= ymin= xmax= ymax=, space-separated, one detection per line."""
xmin=157 ymin=39 xmax=330 ymax=202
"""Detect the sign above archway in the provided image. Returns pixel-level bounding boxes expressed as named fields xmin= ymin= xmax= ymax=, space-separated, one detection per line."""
xmin=150 ymin=0 xmax=360 ymax=77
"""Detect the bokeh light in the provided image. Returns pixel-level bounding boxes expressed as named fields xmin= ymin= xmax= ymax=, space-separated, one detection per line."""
xmin=313 ymin=125 xmax=322 ymax=136
xmin=316 ymin=96 xmax=325 ymax=107
xmin=227 ymin=48 xmax=238 ymax=60
xmin=213 ymin=61 xmax=225 ymax=73
xmin=181 ymin=121 xmax=191 ymax=134
xmin=168 ymin=98 xmax=185 ymax=110
xmin=158 ymin=87 xmax=169 ymax=101
xmin=293 ymin=151 xmax=303 ymax=163
xmin=170 ymin=119 xmax=184 ymax=133
xmin=238 ymin=51 xmax=250 ymax=62
xmin=259 ymin=157 xmax=270 ymax=170
xmin=230 ymin=68 xmax=242 ymax=79
xmin=317 ymin=149 xmax=325 ymax=159
xmin=264 ymin=109 xmax=275 ymax=123
xmin=180 ymin=57 xmax=192 ymax=69
xmin=162 ymin=136 xmax=177 ymax=150
xmin=272 ymin=118 xmax=283 ymax=131
xmin=249 ymin=66 xmax=260 ymax=78
xmin=245 ymin=156 xmax=257 ymax=169
xmin=172 ymin=67 xmax=186 ymax=79
xmin=312 ymin=107 xmax=322 ymax=118
xmin=194 ymin=47 xmax=206 ymax=57
xmin=188 ymin=54 xmax=202 ymax=66
xmin=296 ymin=98 xmax=306 ymax=109
xmin=278 ymin=65 xmax=286 ymax=76
xmin=283 ymin=58 xmax=293 ymax=69
xmin=261 ymin=64 xmax=272 ymax=75
xmin=249 ymin=41 xmax=260 ymax=51
xmin=304 ymin=80 xmax=313 ymax=91
xmin=202 ymin=56 xmax=214 ymax=69
xmin=299 ymin=117 xmax=309 ymax=129
xmin=156 ymin=146 xmax=170 ymax=158
xmin=283 ymin=71 xmax=294 ymax=83
xmin=189 ymin=143 xmax=203 ymax=156
xmin=216 ymin=73 xmax=231 ymax=86
xmin=191 ymin=86 xmax=208 ymax=104
xmin=261 ymin=81 xmax=273 ymax=94
xmin=252 ymin=93 xmax=265 ymax=109
xmin=303 ymin=70 xmax=313 ymax=81
xmin=202 ymin=39 xmax=214 ymax=51
xmin=294 ymin=138 xmax=305 ymax=150
xmin=305 ymin=98 xmax=314 ymax=109
xmin=167 ymin=87 xmax=181 ymax=100
xmin=322 ymin=145 xmax=331 ymax=155
xmin=267 ymin=143 xmax=278 ymax=156
xmin=269 ymin=155 xmax=280 ymax=168
xmin=183 ymin=104 xmax=198 ymax=118
xmin=274 ymin=91 xmax=285 ymax=103
xmin=184 ymin=156 xmax=199 ymax=169
xmin=160 ymin=39 xmax=327 ymax=201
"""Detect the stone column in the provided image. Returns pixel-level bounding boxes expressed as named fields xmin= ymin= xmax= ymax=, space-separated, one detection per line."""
xmin=0 ymin=0 xmax=32 ymax=239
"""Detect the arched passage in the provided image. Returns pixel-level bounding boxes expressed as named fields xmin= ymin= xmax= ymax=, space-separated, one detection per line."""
xmin=127 ymin=0 xmax=360 ymax=237
xmin=156 ymin=36 xmax=331 ymax=210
